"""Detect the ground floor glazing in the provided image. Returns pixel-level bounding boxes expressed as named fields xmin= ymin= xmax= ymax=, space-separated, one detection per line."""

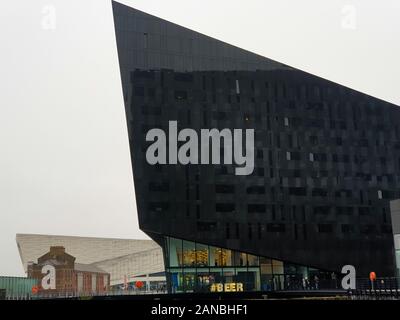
xmin=164 ymin=236 xmax=339 ymax=293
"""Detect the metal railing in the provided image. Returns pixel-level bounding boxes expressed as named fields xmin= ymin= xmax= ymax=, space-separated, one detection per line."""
xmin=2 ymin=288 xmax=168 ymax=300
xmin=350 ymin=277 xmax=400 ymax=300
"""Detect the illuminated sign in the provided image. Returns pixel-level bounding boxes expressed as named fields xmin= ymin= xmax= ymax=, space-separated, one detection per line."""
xmin=210 ymin=283 xmax=244 ymax=292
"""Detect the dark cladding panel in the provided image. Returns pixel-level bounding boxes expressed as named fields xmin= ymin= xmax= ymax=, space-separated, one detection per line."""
xmin=112 ymin=1 xmax=399 ymax=277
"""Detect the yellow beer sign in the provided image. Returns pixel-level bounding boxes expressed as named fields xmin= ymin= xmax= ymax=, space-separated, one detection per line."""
xmin=210 ymin=283 xmax=244 ymax=292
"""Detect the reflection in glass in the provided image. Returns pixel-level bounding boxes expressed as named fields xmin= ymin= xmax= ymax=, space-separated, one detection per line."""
xmin=220 ymin=248 xmax=233 ymax=266
xmin=169 ymin=268 xmax=184 ymax=293
xmin=272 ymin=259 xmax=284 ymax=274
xmin=195 ymin=243 xmax=209 ymax=267
xmin=235 ymin=267 xmax=248 ymax=290
xmin=233 ymin=251 xmax=247 ymax=266
xmin=209 ymin=268 xmax=223 ymax=284
xmin=196 ymin=268 xmax=211 ymax=292
xmin=183 ymin=240 xmax=196 ymax=267
xmin=260 ymin=257 xmax=273 ymax=275
xmin=210 ymin=246 xmax=230 ymax=266
xmin=169 ymin=238 xmax=182 ymax=267
xmin=247 ymin=267 xmax=261 ymax=291
xmin=183 ymin=268 xmax=196 ymax=292
xmin=223 ymin=268 xmax=235 ymax=284
xmin=247 ymin=254 xmax=259 ymax=266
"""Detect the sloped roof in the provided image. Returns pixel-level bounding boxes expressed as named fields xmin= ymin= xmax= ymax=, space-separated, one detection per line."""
xmin=16 ymin=233 xmax=161 ymax=272
xmin=74 ymin=263 xmax=107 ymax=274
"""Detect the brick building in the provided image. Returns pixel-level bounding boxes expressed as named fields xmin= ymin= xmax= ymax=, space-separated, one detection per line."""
xmin=27 ymin=246 xmax=110 ymax=295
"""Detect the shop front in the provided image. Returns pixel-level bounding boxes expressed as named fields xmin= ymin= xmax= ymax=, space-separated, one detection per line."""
xmin=164 ymin=237 xmax=336 ymax=293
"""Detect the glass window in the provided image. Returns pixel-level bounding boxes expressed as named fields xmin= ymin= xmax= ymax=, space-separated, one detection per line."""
xmin=169 ymin=268 xmax=184 ymax=293
xmin=209 ymin=268 xmax=223 ymax=287
xmin=195 ymin=243 xmax=209 ymax=267
xmin=196 ymin=268 xmax=211 ymax=293
xmin=182 ymin=240 xmax=196 ymax=267
xmin=284 ymin=263 xmax=297 ymax=274
xmin=272 ymin=259 xmax=284 ymax=274
xmin=220 ymin=248 xmax=233 ymax=266
xmin=233 ymin=251 xmax=247 ymax=267
xmin=168 ymin=237 xmax=182 ymax=267
xmin=260 ymin=257 xmax=272 ymax=275
xmin=247 ymin=254 xmax=259 ymax=266
xmin=223 ymin=268 xmax=236 ymax=286
xmin=210 ymin=247 xmax=233 ymax=267
xmin=234 ymin=267 xmax=248 ymax=290
xmin=247 ymin=267 xmax=261 ymax=291
xmin=209 ymin=246 xmax=221 ymax=266
xmin=183 ymin=268 xmax=196 ymax=292
xmin=395 ymin=250 xmax=400 ymax=276
xmin=261 ymin=274 xmax=274 ymax=291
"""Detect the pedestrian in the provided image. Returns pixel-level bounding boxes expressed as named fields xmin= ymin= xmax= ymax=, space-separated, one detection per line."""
xmin=314 ymin=275 xmax=319 ymax=290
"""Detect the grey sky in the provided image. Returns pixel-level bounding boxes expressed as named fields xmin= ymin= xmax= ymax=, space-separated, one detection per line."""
xmin=0 ymin=0 xmax=399 ymax=276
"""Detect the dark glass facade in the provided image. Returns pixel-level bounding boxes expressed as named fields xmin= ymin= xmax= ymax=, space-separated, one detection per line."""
xmin=165 ymin=236 xmax=336 ymax=293
xmin=112 ymin=1 xmax=400 ymax=291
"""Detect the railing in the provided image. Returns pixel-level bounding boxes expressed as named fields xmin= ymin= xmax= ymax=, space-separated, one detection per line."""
xmin=350 ymin=277 xmax=400 ymax=300
xmin=4 ymin=278 xmax=400 ymax=300
xmin=2 ymin=289 xmax=168 ymax=300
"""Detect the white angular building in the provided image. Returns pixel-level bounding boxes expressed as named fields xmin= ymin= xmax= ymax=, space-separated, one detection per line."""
xmin=16 ymin=234 xmax=166 ymax=289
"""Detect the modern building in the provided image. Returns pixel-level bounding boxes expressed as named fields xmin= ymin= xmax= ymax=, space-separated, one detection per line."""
xmin=28 ymin=246 xmax=110 ymax=296
xmin=112 ymin=1 xmax=400 ymax=293
xmin=16 ymin=234 xmax=166 ymax=291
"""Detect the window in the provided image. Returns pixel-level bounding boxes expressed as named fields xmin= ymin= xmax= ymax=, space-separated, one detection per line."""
xmin=216 ymin=203 xmax=235 ymax=213
xmin=336 ymin=207 xmax=353 ymax=215
xmin=248 ymin=204 xmax=266 ymax=213
xmin=267 ymin=223 xmax=285 ymax=232
xmin=182 ymin=240 xmax=196 ymax=267
xmin=360 ymin=225 xmax=377 ymax=234
xmin=215 ymin=185 xmax=235 ymax=194
xmin=289 ymin=187 xmax=307 ymax=196
xmin=312 ymin=188 xmax=328 ymax=197
xmin=318 ymin=224 xmax=333 ymax=233
xmin=195 ymin=243 xmax=209 ymax=267
xmin=134 ymin=86 xmax=145 ymax=96
xmin=358 ymin=207 xmax=370 ymax=215
xmin=335 ymin=137 xmax=343 ymax=146
xmin=287 ymin=151 xmax=301 ymax=161
xmin=168 ymin=238 xmax=182 ymax=267
xmin=284 ymin=117 xmax=289 ymax=127
xmin=197 ymin=221 xmax=216 ymax=231
xmin=148 ymin=202 xmax=169 ymax=212
xmin=256 ymin=168 xmax=265 ymax=176
xmin=149 ymin=182 xmax=169 ymax=192
xmin=174 ymin=90 xmax=188 ymax=100
xmin=309 ymin=136 xmax=318 ymax=145
xmin=174 ymin=73 xmax=193 ymax=82
xmin=143 ymin=33 xmax=148 ymax=49
xmin=341 ymin=224 xmax=355 ymax=234
xmin=246 ymin=186 xmax=265 ymax=194
xmin=314 ymin=206 xmax=330 ymax=215
xmin=313 ymin=153 xmax=327 ymax=162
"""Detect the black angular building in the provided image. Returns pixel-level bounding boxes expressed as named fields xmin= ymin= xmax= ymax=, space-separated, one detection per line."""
xmin=112 ymin=1 xmax=400 ymax=292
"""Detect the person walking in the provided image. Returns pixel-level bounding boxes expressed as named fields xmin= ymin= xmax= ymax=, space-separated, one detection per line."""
xmin=314 ymin=275 xmax=319 ymax=290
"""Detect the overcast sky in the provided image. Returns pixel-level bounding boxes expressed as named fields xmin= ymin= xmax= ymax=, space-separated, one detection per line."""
xmin=0 ymin=0 xmax=399 ymax=276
